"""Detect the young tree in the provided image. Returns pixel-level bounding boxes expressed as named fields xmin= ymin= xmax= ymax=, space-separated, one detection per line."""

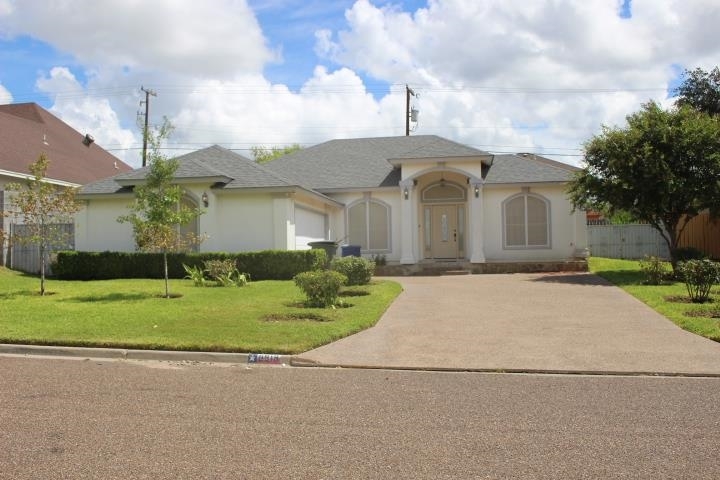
xmin=118 ymin=120 xmax=203 ymax=298
xmin=568 ymin=101 xmax=720 ymax=270
xmin=251 ymin=144 xmax=302 ymax=163
xmin=5 ymin=154 xmax=81 ymax=295
xmin=674 ymin=66 xmax=720 ymax=116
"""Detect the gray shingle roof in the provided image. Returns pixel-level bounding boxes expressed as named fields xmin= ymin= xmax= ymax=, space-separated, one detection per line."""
xmin=484 ymin=154 xmax=579 ymax=184
xmin=79 ymin=138 xmax=579 ymax=197
xmin=80 ymin=145 xmax=304 ymax=195
xmin=264 ymin=135 xmax=490 ymax=190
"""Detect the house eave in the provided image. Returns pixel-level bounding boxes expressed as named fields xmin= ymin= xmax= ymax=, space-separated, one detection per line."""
xmin=0 ymin=168 xmax=81 ymax=188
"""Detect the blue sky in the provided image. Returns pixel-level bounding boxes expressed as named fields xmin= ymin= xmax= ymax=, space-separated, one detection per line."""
xmin=0 ymin=0 xmax=715 ymax=167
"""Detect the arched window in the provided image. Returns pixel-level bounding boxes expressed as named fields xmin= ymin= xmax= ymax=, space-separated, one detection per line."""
xmin=503 ymin=193 xmax=550 ymax=248
xmin=347 ymin=198 xmax=390 ymax=252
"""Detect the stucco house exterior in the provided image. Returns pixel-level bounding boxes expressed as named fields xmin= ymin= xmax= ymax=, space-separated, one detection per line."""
xmin=76 ymin=135 xmax=588 ymax=272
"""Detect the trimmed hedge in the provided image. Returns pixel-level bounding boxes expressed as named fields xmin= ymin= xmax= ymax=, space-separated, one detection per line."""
xmin=53 ymin=249 xmax=326 ymax=281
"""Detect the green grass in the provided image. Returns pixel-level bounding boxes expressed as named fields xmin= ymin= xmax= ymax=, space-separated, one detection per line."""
xmin=589 ymin=257 xmax=720 ymax=342
xmin=0 ymin=268 xmax=402 ymax=354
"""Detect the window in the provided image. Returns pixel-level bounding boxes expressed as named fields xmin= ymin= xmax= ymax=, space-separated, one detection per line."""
xmin=347 ymin=198 xmax=390 ymax=251
xmin=503 ymin=193 xmax=550 ymax=248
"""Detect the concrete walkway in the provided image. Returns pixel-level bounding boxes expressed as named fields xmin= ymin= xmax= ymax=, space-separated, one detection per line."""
xmin=299 ymin=273 xmax=720 ymax=375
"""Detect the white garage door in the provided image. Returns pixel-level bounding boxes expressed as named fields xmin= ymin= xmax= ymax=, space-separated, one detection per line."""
xmin=295 ymin=207 xmax=327 ymax=250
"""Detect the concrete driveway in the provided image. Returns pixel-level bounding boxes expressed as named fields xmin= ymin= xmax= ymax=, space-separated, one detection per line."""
xmin=299 ymin=273 xmax=720 ymax=375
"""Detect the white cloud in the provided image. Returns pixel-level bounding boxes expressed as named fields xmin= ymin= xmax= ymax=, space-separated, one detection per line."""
xmin=0 ymin=0 xmax=274 ymax=78
xmin=36 ymin=67 xmax=138 ymax=166
xmin=0 ymin=82 xmax=12 ymax=103
xmin=3 ymin=0 xmax=719 ymax=170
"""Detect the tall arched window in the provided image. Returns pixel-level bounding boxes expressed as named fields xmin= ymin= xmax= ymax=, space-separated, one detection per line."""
xmin=503 ymin=192 xmax=550 ymax=248
xmin=347 ymin=198 xmax=390 ymax=252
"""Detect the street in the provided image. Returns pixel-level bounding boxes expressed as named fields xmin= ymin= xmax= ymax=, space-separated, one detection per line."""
xmin=1 ymin=356 xmax=719 ymax=479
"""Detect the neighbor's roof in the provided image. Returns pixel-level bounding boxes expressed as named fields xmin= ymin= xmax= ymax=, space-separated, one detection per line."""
xmin=264 ymin=135 xmax=492 ymax=190
xmin=80 ymin=145 xmax=313 ymax=195
xmin=484 ymin=153 xmax=579 ymax=184
xmin=0 ymin=103 xmax=131 ymax=184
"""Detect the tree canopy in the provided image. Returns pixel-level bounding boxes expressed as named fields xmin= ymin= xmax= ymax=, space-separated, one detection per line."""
xmin=568 ymin=101 xmax=720 ymax=266
xmin=251 ymin=144 xmax=302 ymax=163
xmin=3 ymin=154 xmax=81 ymax=294
xmin=118 ymin=120 xmax=203 ymax=297
xmin=674 ymin=66 xmax=720 ymax=116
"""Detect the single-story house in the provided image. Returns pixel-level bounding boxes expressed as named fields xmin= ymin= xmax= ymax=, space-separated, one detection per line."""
xmin=76 ymin=135 xmax=588 ymax=271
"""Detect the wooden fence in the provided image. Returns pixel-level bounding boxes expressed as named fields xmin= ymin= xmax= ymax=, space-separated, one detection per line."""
xmin=677 ymin=212 xmax=720 ymax=259
xmin=8 ymin=223 xmax=74 ymax=275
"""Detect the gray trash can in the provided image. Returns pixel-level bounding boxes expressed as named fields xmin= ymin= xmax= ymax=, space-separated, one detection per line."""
xmin=341 ymin=245 xmax=361 ymax=257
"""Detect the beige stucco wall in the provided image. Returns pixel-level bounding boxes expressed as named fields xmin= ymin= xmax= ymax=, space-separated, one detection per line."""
xmin=482 ymin=184 xmax=584 ymax=261
xmin=75 ymin=196 xmax=135 ymax=251
xmin=325 ymin=189 xmax=402 ymax=261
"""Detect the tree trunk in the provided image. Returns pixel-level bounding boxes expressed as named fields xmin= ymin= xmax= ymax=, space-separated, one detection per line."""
xmin=163 ymin=250 xmax=169 ymax=298
xmin=39 ymin=243 xmax=45 ymax=296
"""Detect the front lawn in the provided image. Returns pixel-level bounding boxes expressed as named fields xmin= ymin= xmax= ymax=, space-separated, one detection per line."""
xmin=0 ymin=268 xmax=402 ymax=354
xmin=589 ymin=257 xmax=720 ymax=342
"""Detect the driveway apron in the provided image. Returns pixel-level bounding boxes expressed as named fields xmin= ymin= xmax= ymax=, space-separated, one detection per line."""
xmin=299 ymin=273 xmax=720 ymax=375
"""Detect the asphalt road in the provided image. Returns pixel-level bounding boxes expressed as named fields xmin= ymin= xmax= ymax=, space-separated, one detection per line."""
xmin=1 ymin=356 xmax=719 ymax=479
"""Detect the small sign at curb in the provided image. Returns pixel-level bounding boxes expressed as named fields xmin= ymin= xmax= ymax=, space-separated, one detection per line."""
xmin=248 ymin=353 xmax=281 ymax=364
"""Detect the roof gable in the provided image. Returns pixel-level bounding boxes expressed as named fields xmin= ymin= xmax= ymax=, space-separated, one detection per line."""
xmin=80 ymin=145 xmax=307 ymax=195
xmin=0 ymin=103 xmax=132 ymax=184
xmin=264 ymin=135 xmax=490 ymax=190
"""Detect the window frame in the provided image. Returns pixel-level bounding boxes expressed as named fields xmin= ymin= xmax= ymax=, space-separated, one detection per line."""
xmin=345 ymin=197 xmax=391 ymax=253
xmin=501 ymin=192 xmax=551 ymax=249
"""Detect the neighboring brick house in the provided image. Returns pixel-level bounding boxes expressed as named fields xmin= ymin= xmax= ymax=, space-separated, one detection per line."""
xmin=0 ymin=102 xmax=132 ymax=266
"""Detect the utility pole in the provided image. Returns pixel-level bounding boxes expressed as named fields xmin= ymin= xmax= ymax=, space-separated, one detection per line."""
xmin=139 ymin=86 xmax=157 ymax=167
xmin=405 ymin=85 xmax=416 ymax=136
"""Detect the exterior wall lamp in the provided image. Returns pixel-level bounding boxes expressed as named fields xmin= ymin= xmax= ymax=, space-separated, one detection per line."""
xmin=202 ymin=191 xmax=209 ymax=207
xmin=403 ymin=187 xmax=409 ymax=200
xmin=474 ymin=185 xmax=480 ymax=198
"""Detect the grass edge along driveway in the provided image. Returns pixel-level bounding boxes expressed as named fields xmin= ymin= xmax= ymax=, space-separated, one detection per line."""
xmin=0 ymin=267 xmax=402 ymax=354
xmin=589 ymin=257 xmax=720 ymax=343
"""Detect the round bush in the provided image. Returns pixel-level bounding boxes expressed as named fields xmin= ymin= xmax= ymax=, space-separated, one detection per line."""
xmin=330 ymin=256 xmax=375 ymax=286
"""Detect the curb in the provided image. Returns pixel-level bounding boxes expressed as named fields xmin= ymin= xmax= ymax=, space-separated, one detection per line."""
xmin=4 ymin=344 xmax=720 ymax=378
xmin=290 ymin=358 xmax=720 ymax=378
xmin=0 ymin=344 xmax=296 ymax=366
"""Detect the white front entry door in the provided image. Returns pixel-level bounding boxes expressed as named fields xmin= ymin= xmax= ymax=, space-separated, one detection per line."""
xmin=431 ymin=205 xmax=458 ymax=259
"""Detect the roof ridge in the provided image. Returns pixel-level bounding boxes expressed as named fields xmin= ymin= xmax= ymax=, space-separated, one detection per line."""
xmin=0 ymin=102 xmax=46 ymax=124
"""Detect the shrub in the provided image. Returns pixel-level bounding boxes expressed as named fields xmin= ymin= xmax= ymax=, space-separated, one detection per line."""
xmin=639 ymin=255 xmax=671 ymax=285
xmin=677 ymin=259 xmax=720 ymax=303
xmin=203 ymin=259 xmax=248 ymax=287
xmin=54 ymin=249 xmax=325 ymax=281
xmin=331 ymin=256 xmax=375 ymax=286
xmin=294 ymin=270 xmax=347 ymax=307
xmin=183 ymin=264 xmax=206 ymax=287
xmin=674 ymin=247 xmax=706 ymax=262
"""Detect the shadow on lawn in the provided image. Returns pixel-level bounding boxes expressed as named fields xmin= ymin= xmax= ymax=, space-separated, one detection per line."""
xmin=65 ymin=292 xmax=155 ymax=303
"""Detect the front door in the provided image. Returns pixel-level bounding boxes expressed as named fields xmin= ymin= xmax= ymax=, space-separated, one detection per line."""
xmin=431 ymin=205 xmax=458 ymax=259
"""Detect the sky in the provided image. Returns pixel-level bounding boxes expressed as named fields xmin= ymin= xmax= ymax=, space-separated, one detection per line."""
xmin=0 ymin=0 xmax=718 ymax=168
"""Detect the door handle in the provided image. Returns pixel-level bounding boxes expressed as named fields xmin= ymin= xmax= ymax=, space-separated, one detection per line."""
xmin=453 ymin=230 xmax=457 ymax=242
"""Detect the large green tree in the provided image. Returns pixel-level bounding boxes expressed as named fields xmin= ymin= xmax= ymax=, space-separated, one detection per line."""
xmin=4 ymin=154 xmax=81 ymax=295
xmin=118 ymin=120 xmax=203 ymax=298
xmin=674 ymin=66 xmax=720 ymax=116
xmin=568 ymin=101 xmax=720 ymax=268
